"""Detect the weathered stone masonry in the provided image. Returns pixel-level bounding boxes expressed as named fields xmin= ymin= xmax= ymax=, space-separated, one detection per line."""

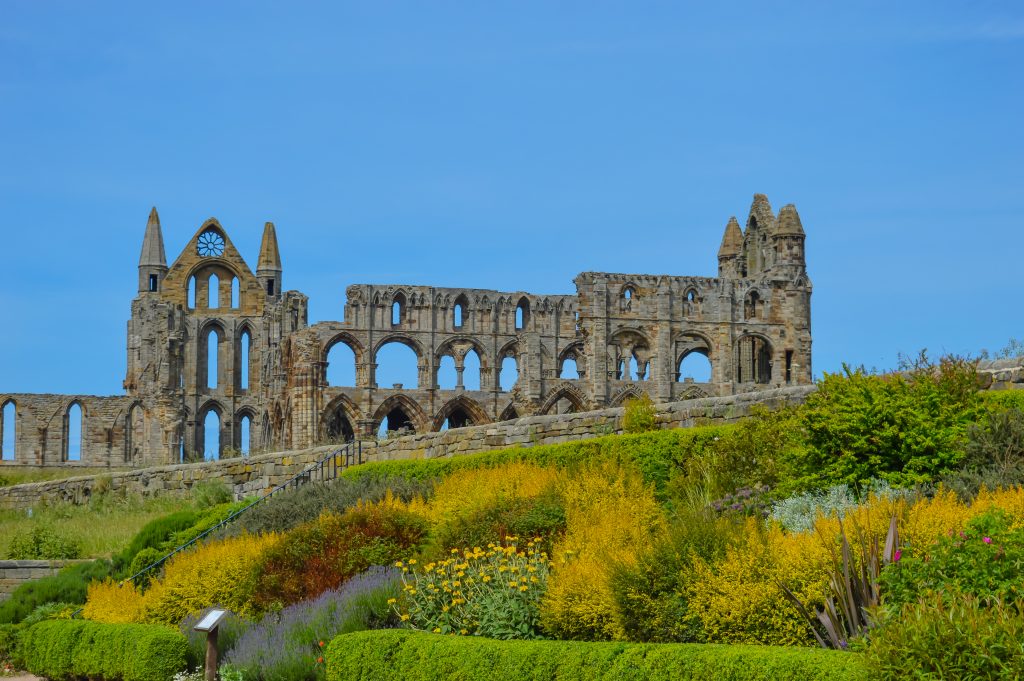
xmin=0 ymin=193 xmax=813 ymax=467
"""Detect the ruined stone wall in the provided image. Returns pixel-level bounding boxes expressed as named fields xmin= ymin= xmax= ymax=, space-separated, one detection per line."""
xmin=0 ymin=386 xmax=814 ymax=511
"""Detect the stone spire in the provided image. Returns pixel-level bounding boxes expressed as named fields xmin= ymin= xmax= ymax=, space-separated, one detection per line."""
xmin=138 ymin=207 xmax=168 ymax=293
xmin=139 ymin=207 xmax=167 ymax=268
xmin=257 ymin=222 xmax=282 ymax=298
xmin=775 ymin=204 xmax=805 ymax=236
xmin=717 ymin=216 xmax=743 ymax=258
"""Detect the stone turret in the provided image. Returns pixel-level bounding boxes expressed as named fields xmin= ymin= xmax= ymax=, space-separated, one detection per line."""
xmin=717 ymin=217 xmax=744 ymax=278
xmin=743 ymin=193 xmax=775 ymax=275
xmin=138 ymin=207 xmax=168 ymax=293
xmin=257 ymin=222 xmax=282 ymax=299
xmin=771 ymin=204 xmax=808 ymax=280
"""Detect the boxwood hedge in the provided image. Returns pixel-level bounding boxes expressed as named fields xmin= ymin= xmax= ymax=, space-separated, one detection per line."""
xmin=325 ymin=629 xmax=870 ymax=681
xmin=19 ymin=619 xmax=189 ymax=681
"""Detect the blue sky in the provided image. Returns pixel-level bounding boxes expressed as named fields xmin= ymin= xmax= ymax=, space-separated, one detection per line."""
xmin=1 ymin=1 xmax=1022 ymax=395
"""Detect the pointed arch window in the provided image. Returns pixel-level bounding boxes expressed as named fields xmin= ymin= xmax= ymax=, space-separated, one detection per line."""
xmin=65 ymin=402 xmax=83 ymax=461
xmin=515 ymin=298 xmax=529 ymax=331
xmin=208 ymin=274 xmax=220 ymax=309
xmin=1 ymin=401 xmax=16 ymax=461
xmin=187 ymin=276 xmax=197 ymax=309
xmin=231 ymin=277 xmax=240 ymax=308
xmin=238 ymin=329 xmax=252 ymax=390
xmin=391 ymin=293 xmax=406 ymax=327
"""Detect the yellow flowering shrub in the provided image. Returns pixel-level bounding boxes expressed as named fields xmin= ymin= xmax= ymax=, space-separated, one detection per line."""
xmin=81 ymin=578 xmax=146 ymax=624
xmin=410 ymin=462 xmax=559 ymax=524
xmin=975 ymin=486 xmax=1024 ymax=527
xmin=686 ymin=518 xmax=829 ymax=646
xmin=541 ymin=461 xmax=665 ymax=641
xmin=140 ymin=532 xmax=280 ymax=624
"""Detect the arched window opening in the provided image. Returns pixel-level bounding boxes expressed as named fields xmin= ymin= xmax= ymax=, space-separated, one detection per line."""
xmin=622 ymin=286 xmax=636 ymax=311
xmin=187 ymin=276 xmax=197 ymax=309
xmin=375 ymin=342 xmax=419 ymax=389
xmin=500 ymin=356 xmax=518 ymax=392
xmin=560 ymin=357 xmax=579 ymax=379
xmin=208 ymin=274 xmax=220 ymax=309
xmin=377 ymin=406 xmax=414 ymax=438
xmin=553 ymin=396 xmax=578 ymax=415
xmin=515 ymin=298 xmax=529 ymax=331
xmin=574 ymin=311 xmax=580 ymax=332
xmin=391 ymin=293 xmax=406 ymax=327
xmin=238 ymin=330 xmax=252 ymax=390
xmin=463 ymin=350 xmax=481 ymax=391
xmin=202 ymin=410 xmax=221 ymax=461
xmin=453 ymin=302 xmax=465 ymax=329
xmin=65 ymin=402 xmax=83 ymax=461
xmin=326 ymin=341 xmax=357 ymax=387
xmin=1 ymin=401 xmax=16 ymax=461
xmin=436 ymin=355 xmax=457 ymax=389
xmin=238 ymin=413 xmax=252 ymax=455
xmin=206 ymin=328 xmax=220 ymax=389
xmin=126 ymin=405 xmax=144 ymax=464
xmin=231 ymin=277 xmax=240 ymax=308
xmin=677 ymin=351 xmax=712 ymax=383
xmin=744 ymin=291 xmax=761 ymax=320
xmin=442 ymin=405 xmax=474 ymax=431
xmin=736 ymin=336 xmax=773 ymax=384
xmin=325 ymin=408 xmax=355 ymax=443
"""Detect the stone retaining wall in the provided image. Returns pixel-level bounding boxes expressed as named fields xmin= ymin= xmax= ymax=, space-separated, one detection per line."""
xmin=0 ymin=560 xmax=84 ymax=603
xmin=0 ymin=386 xmax=815 ymax=512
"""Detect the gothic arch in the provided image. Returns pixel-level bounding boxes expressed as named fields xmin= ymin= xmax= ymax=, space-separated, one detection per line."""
xmin=324 ymin=331 xmax=367 ymax=365
xmin=371 ymin=333 xmax=426 ymax=363
xmin=433 ymin=395 xmax=491 ymax=431
xmin=610 ymin=385 xmax=649 ymax=407
xmin=372 ymin=394 xmax=430 ymax=434
xmin=538 ymin=383 xmax=589 ymax=415
xmin=320 ymin=393 xmax=362 ymax=442
xmin=434 ymin=335 xmax=489 ymax=365
xmin=734 ymin=333 xmax=775 ymax=384
xmin=498 ymin=401 xmax=520 ymax=422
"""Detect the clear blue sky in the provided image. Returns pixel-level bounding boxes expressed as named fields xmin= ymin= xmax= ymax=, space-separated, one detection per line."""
xmin=1 ymin=1 xmax=1022 ymax=395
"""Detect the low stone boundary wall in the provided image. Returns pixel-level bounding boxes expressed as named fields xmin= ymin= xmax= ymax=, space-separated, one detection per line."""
xmin=0 ymin=560 xmax=84 ymax=602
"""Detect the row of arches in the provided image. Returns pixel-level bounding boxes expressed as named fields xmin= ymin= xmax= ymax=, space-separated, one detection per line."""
xmin=193 ymin=405 xmax=256 ymax=461
xmin=386 ymin=293 xmax=533 ymax=332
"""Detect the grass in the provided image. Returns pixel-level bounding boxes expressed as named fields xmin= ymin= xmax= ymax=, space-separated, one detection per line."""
xmin=0 ymin=493 xmax=198 ymax=560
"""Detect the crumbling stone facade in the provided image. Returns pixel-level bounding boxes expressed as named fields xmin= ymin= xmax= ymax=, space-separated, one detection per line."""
xmin=0 ymin=194 xmax=812 ymax=466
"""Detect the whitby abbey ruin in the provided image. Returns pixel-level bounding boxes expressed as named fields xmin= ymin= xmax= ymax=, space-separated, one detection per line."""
xmin=0 ymin=194 xmax=812 ymax=467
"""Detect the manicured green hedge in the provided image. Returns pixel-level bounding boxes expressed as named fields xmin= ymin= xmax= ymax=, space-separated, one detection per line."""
xmin=20 ymin=619 xmax=189 ymax=681
xmin=324 ymin=630 xmax=870 ymax=681
xmin=342 ymin=426 xmax=733 ymax=496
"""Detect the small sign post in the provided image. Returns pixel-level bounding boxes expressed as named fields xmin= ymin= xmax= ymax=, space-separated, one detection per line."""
xmin=193 ymin=609 xmax=229 ymax=681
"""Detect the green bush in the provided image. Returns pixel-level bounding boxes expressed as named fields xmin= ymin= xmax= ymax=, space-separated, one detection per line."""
xmin=610 ymin=507 xmax=737 ymax=643
xmin=221 ymin=475 xmax=435 ymax=538
xmin=938 ymin=407 xmax=1024 ymax=499
xmin=7 ymin=525 xmax=82 ymax=560
xmin=622 ymin=394 xmax=658 ymax=434
xmin=20 ymin=619 xmax=189 ymax=681
xmin=431 ymin=490 xmax=566 ymax=556
xmin=865 ymin=594 xmax=1024 ymax=679
xmin=0 ymin=560 xmax=113 ymax=624
xmin=880 ymin=508 xmax=1024 ymax=610
xmin=191 ymin=479 xmax=233 ymax=508
xmin=324 ymin=629 xmax=870 ymax=680
xmin=112 ymin=509 xmax=202 ymax=574
xmin=790 ymin=356 xmax=982 ymax=490
xmin=0 ymin=622 xmax=24 ymax=670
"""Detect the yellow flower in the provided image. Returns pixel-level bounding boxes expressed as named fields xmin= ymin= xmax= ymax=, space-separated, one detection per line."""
xmin=401 ymin=614 xmax=410 ymax=621
xmin=387 ymin=598 xmax=397 ymax=604
xmin=519 ymin=586 xmax=528 ymax=592
xmin=408 ymin=558 xmax=417 ymax=565
xmin=433 ymin=627 xmax=441 ymax=633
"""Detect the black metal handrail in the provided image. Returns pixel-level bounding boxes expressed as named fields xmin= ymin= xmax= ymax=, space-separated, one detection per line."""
xmin=121 ymin=439 xmax=364 ymax=587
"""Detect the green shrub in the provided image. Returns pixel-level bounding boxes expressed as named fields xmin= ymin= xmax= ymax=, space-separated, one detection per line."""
xmin=191 ymin=480 xmax=233 ymax=508
xmin=431 ymin=490 xmax=565 ymax=556
xmin=7 ymin=525 xmax=82 ymax=560
xmin=0 ymin=622 xmax=24 ymax=670
xmin=865 ymin=594 xmax=1024 ymax=679
xmin=20 ymin=619 xmax=190 ymax=681
xmin=622 ymin=394 xmax=658 ymax=434
xmin=770 ymin=480 xmax=910 ymax=534
xmin=880 ymin=508 xmax=1024 ymax=611
xmin=938 ymin=407 xmax=1024 ymax=499
xmin=113 ymin=509 xmax=202 ymax=575
xmin=0 ymin=560 xmax=113 ymax=624
xmin=610 ymin=507 xmax=737 ymax=643
xmin=790 ymin=356 xmax=982 ymax=490
xmin=324 ymin=629 xmax=870 ymax=680
xmin=165 ymin=500 xmax=249 ymax=548
xmin=221 ymin=475 xmax=435 ymax=538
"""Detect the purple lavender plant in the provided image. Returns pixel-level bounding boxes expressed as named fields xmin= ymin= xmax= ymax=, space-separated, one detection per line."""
xmin=219 ymin=566 xmax=401 ymax=681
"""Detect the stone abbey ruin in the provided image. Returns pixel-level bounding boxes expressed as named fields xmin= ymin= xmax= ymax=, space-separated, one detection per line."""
xmin=0 ymin=194 xmax=811 ymax=467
